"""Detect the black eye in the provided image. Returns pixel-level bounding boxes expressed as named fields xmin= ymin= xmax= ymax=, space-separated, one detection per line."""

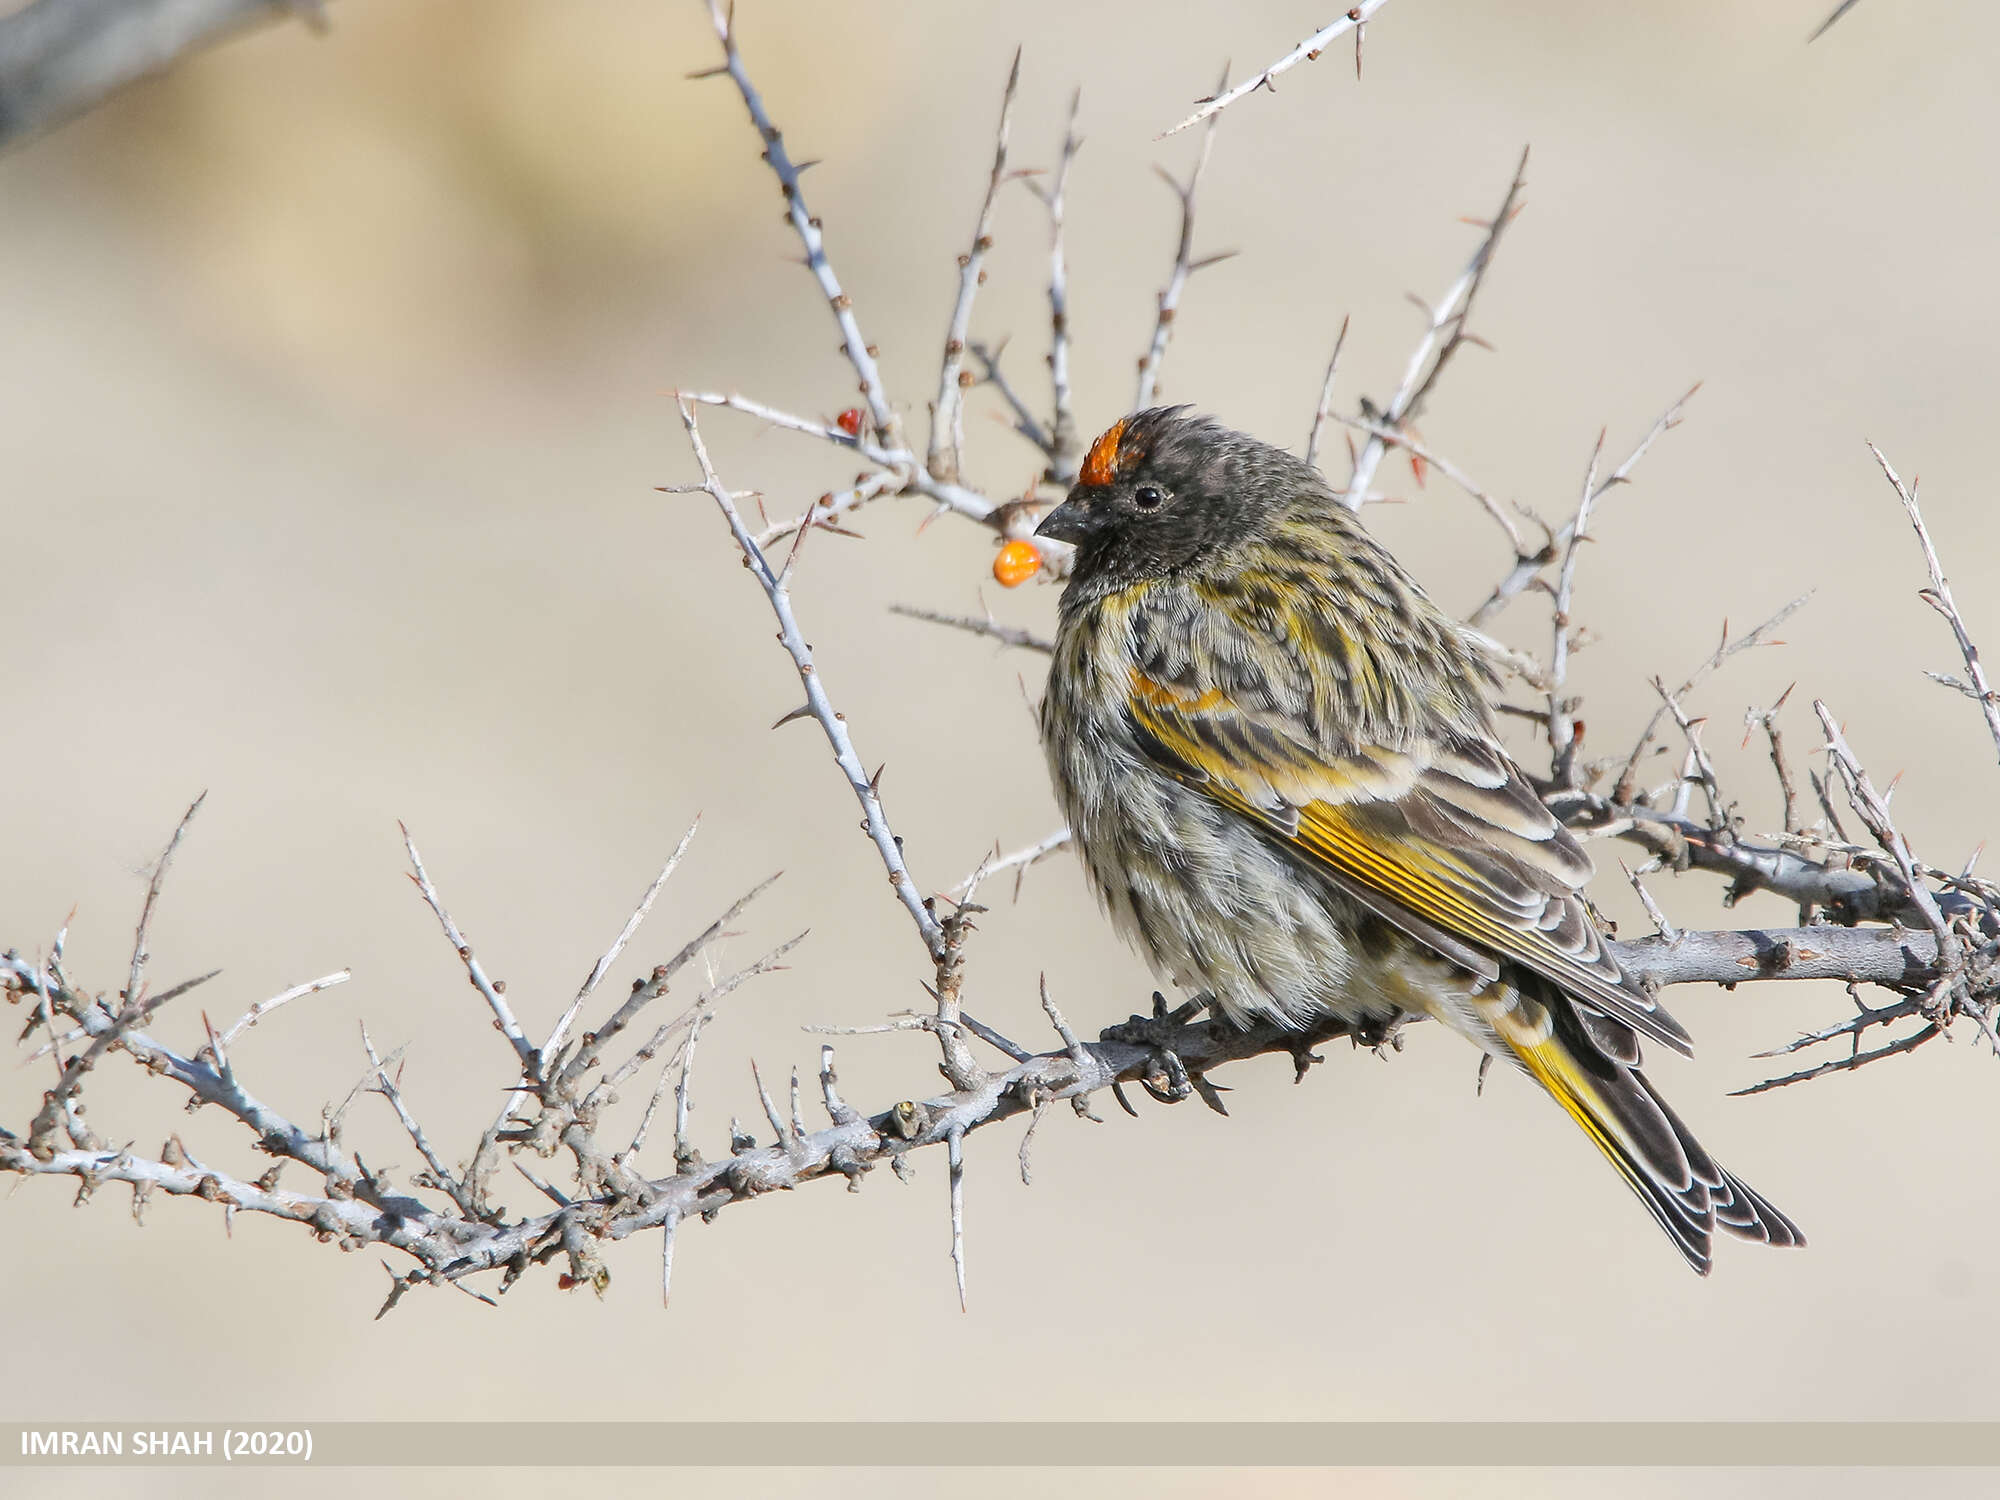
xmin=1131 ymin=484 xmax=1165 ymax=511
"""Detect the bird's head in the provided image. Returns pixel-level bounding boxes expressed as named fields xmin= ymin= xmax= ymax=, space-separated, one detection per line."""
xmin=1037 ymin=407 xmax=1328 ymax=587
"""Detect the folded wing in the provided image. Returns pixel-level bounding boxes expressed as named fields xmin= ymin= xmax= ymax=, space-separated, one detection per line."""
xmin=1125 ymin=665 xmax=1692 ymax=1059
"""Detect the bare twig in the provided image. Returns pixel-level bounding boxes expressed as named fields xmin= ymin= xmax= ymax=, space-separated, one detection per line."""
xmin=700 ymin=0 xmax=901 ymax=449
xmin=889 ymin=603 xmax=1053 ymax=655
xmin=1814 ymin=702 xmax=1962 ymax=988
xmin=753 ymin=471 xmax=900 ymax=549
xmin=360 ymin=1025 xmax=475 ymax=1218
xmin=1620 ymin=860 xmax=1679 ymax=944
xmin=599 ymin=932 xmax=803 ymax=1096
xmin=1650 ymin=683 xmax=1726 ymax=830
xmin=1334 ymin=414 xmax=1521 ymax=551
xmin=928 ymin=49 xmax=1022 ymax=485
xmin=679 ymin=398 xmax=948 ymax=963
xmin=1134 ymin=64 xmax=1232 ymax=412
xmin=929 ymin=908 xmax=986 ymax=1093
xmin=1752 ymin=990 xmax=1919 ymax=1061
xmin=1744 ymin=687 xmax=1803 ymax=838
xmin=6 ymin=953 xmax=384 ymax=1198
xmin=400 ymin=824 xmax=538 ymax=1074
xmin=967 ymin=340 xmax=1054 ymax=457
xmin=680 ymin=390 xmax=994 ymax=527
xmin=0 ymin=0 xmax=318 ymax=150
xmin=1611 ymin=596 xmax=1810 ymax=805
xmin=952 ymin=827 xmax=1074 ymax=904
xmin=1038 ymin=88 xmax=1084 ymax=479
xmin=946 ymin=1126 xmax=967 ymax=1311
xmin=1303 ymin=315 xmax=1349 ymax=471
xmin=1808 ymin=1 xmax=1866 ymax=43
xmin=217 ymin=969 xmax=351 ymax=1050
xmin=1545 ymin=430 xmax=1604 ymax=785
xmin=542 ymin=820 xmax=700 ymax=1077
xmin=1159 ymin=1 xmax=1395 ymax=137
xmin=559 ymin=876 xmax=780 ymax=1094
xmin=1467 ymin=383 xmax=1697 ymax=626
xmin=1732 ymin=1023 xmax=1938 ymax=1096
xmin=126 ymin=792 xmax=205 ymax=1009
xmin=750 ymin=1058 xmax=789 ymax=1149
xmin=672 ymin=1007 xmax=710 ymax=1167
xmin=1345 ymin=148 xmax=1528 ymax=512
xmin=1869 ymin=443 xmax=2000 ymax=767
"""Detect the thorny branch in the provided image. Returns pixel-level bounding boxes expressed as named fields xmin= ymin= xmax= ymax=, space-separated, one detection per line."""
xmin=1342 ymin=147 xmax=1528 ymax=512
xmin=11 ymin=907 xmax=1968 ymax=1310
xmin=1037 ymin=88 xmax=1084 ymax=480
xmin=928 ymin=48 xmax=1022 ymax=487
xmin=1466 ymin=383 xmax=1699 ymax=627
xmin=1868 ymin=443 xmax=2000 ymax=768
xmin=698 ymin=0 xmax=900 ymax=451
xmin=677 ymin=397 xmax=947 ymax=965
xmin=1611 ymin=597 xmax=1812 ymax=807
xmin=1159 ymin=1 xmax=1396 ymax=138
xmin=1134 ymin=63 xmax=1233 ymax=413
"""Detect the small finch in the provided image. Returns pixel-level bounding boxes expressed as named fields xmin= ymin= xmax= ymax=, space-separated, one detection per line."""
xmin=1036 ymin=407 xmax=1802 ymax=1273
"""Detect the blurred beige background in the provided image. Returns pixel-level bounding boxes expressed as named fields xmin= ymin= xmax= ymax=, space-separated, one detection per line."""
xmin=6 ymin=0 xmax=2000 ymax=1494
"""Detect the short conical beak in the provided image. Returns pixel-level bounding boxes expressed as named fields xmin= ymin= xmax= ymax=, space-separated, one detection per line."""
xmin=1035 ymin=498 xmax=1092 ymax=545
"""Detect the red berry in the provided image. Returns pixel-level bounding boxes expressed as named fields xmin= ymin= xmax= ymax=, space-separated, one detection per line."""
xmin=835 ymin=408 xmax=863 ymax=437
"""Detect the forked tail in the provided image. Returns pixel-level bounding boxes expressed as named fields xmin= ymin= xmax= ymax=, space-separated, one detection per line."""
xmin=1483 ymin=982 xmax=1804 ymax=1274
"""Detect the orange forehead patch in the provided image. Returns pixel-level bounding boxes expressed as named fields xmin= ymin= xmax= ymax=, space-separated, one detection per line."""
xmin=1079 ymin=419 xmax=1129 ymax=487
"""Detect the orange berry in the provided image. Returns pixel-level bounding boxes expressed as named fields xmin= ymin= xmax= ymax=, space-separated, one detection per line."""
xmin=834 ymin=408 xmax=863 ymax=437
xmin=993 ymin=539 xmax=1041 ymax=588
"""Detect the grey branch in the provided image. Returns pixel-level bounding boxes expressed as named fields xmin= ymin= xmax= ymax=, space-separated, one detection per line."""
xmin=678 ymin=390 xmax=994 ymax=531
xmin=1544 ymin=430 xmax=1606 ymax=785
xmin=1334 ymin=412 xmax=1521 ymax=551
xmin=1134 ymin=64 xmax=1231 ymax=412
xmin=679 ymin=398 xmax=948 ymax=964
xmin=1611 ymin=595 xmax=1812 ymax=806
xmin=1868 ymin=443 xmax=2000 ymax=767
xmin=1039 ymin=88 xmax=1083 ymax=479
xmin=967 ymin=340 xmax=1054 ymax=459
xmin=1344 ymin=148 xmax=1528 ymax=512
xmin=699 ymin=0 xmax=901 ymax=451
xmin=1303 ymin=315 xmax=1349 ymax=471
xmin=927 ymin=49 xmax=1022 ymax=486
xmin=0 ymin=0 xmax=322 ymax=150
xmin=1808 ymin=1 xmax=1866 ymax=43
xmin=1159 ymin=1 xmax=1395 ymax=137
xmin=1466 ymin=383 xmax=1697 ymax=627
xmin=888 ymin=603 xmax=1052 ymax=655
xmin=5 ymin=911 xmax=1985 ymax=1308
xmin=952 ymin=827 xmax=1074 ymax=903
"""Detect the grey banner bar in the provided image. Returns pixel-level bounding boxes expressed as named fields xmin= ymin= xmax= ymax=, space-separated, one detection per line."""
xmin=8 ymin=1422 xmax=2000 ymax=1467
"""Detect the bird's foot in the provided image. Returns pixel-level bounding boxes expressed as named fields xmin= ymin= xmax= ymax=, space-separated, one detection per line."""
xmin=1100 ymin=993 xmax=1229 ymax=1113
